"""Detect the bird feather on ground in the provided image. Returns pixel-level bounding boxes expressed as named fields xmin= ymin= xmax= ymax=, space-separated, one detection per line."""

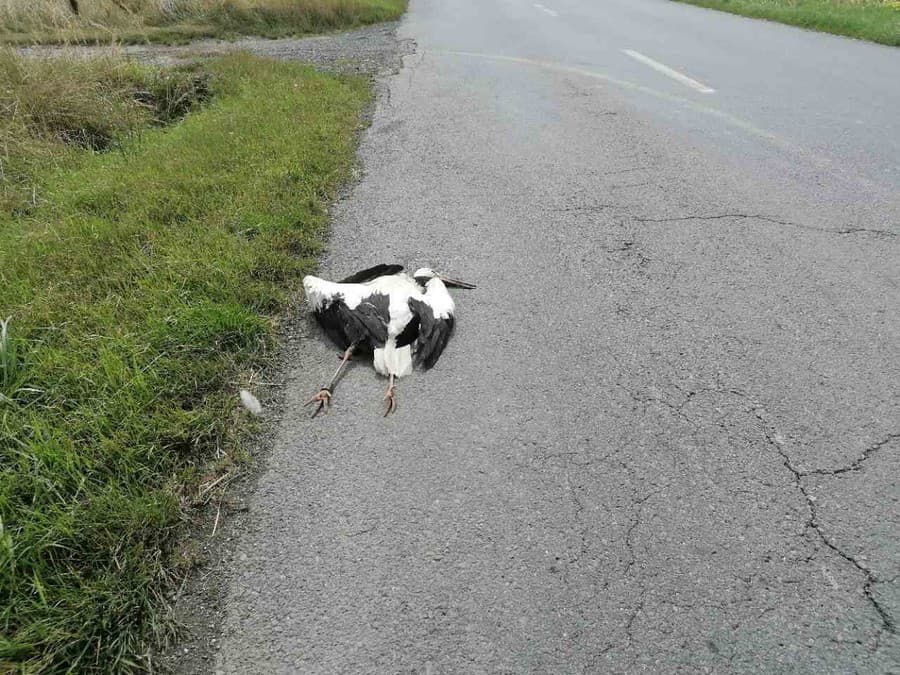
xmin=239 ymin=389 xmax=263 ymax=416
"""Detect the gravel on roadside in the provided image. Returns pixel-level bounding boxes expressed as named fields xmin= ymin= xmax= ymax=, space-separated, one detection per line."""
xmin=19 ymin=22 xmax=411 ymax=76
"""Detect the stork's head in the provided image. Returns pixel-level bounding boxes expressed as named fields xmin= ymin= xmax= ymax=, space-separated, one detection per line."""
xmin=413 ymin=268 xmax=476 ymax=289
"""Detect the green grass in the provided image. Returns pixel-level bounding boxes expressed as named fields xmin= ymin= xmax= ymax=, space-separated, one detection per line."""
xmin=673 ymin=0 xmax=900 ymax=46
xmin=0 ymin=52 xmax=370 ymax=672
xmin=0 ymin=0 xmax=407 ymax=46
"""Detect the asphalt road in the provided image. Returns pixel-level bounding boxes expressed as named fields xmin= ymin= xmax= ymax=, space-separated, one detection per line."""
xmin=215 ymin=0 xmax=900 ymax=671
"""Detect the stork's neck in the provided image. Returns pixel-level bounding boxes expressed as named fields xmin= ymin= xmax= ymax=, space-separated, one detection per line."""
xmin=424 ymin=277 xmax=447 ymax=292
xmin=424 ymin=278 xmax=454 ymax=315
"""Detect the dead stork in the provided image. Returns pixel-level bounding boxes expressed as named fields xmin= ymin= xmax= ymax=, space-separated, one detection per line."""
xmin=302 ymin=264 xmax=475 ymax=416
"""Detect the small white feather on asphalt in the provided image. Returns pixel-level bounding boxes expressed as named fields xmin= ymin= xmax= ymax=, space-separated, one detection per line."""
xmin=239 ymin=389 xmax=262 ymax=416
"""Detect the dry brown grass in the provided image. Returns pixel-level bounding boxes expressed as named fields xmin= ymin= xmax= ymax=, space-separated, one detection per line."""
xmin=0 ymin=0 xmax=406 ymax=44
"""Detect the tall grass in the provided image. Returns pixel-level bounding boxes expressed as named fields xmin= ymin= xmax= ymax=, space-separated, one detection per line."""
xmin=674 ymin=0 xmax=900 ymax=46
xmin=0 ymin=51 xmax=370 ymax=671
xmin=0 ymin=49 xmax=209 ymax=213
xmin=0 ymin=0 xmax=407 ymax=44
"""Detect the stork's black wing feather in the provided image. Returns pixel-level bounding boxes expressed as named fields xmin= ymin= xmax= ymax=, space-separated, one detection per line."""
xmin=408 ymin=298 xmax=455 ymax=369
xmin=315 ymin=293 xmax=391 ymax=351
xmin=339 ymin=264 xmax=404 ymax=284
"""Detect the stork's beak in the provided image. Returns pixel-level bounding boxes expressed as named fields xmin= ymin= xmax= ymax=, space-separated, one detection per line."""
xmin=439 ymin=275 xmax=477 ymax=289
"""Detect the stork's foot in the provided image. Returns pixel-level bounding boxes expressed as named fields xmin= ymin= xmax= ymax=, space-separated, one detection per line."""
xmin=382 ymin=385 xmax=396 ymax=417
xmin=305 ymin=387 xmax=332 ymax=418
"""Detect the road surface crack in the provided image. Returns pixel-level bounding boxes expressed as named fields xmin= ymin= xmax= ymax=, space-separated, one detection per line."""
xmin=623 ymin=489 xmax=662 ymax=576
xmin=634 ymin=213 xmax=897 ymax=238
xmin=615 ymin=382 xmax=698 ymax=431
xmin=563 ymin=471 xmax=590 ymax=570
xmin=835 ymin=227 xmax=897 ymax=237
xmin=799 ymin=433 xmax=900 ymax=478
xmin=550 ymin=204 xmax=615 ymax=213
xmin=625 ymin=589 xmax=647 ymax=640
xmin=600 ymin=166 xmax=651 ymax=176
xmin=742 ymin=400 xmax=898 ymax=636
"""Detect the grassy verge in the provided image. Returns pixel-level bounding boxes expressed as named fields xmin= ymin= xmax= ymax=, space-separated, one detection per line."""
xmin=0 ymin=51 xmax=370 ymax=671
xmin=0 ymin=0 xmax=406 ymax=46
xmin=673 ymin=0 xmax=900 ymax=46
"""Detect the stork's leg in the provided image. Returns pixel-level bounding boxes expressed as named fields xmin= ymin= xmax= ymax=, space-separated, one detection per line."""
xmin=306 ymin=343 xmax=355 ymax=417
xmin=382 ymin=374 xmax=396 ymax=417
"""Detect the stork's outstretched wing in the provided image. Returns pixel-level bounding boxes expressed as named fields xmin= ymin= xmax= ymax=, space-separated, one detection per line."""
xmin=407 ymin=297 xmax=455 ymax=369
xmin=339 ymin=264 xmax=404 ymax=284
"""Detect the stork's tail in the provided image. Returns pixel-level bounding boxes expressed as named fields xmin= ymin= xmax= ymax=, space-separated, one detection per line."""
xmin=374 ymin=341 xmax=412 ymax=378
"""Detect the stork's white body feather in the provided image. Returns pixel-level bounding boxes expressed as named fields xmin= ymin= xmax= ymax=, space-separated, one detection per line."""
xmin=302 ymin=273 xmax=420 ymax=310
xmin=302 ymin=278 xmax=368 ymax=310
xmin=366 ymin=272 xmax=420 ymax=297
xmin=373 ymin=276 xmax=420 ymax=377
xmin=373 ymin=341 xmax=413 ymax=377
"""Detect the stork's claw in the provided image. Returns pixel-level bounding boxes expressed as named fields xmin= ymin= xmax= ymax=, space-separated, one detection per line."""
xmin=305 ymin=388 xmax=332 ymax=418
xmin=382 ymin=385 xmax=396 ymax=417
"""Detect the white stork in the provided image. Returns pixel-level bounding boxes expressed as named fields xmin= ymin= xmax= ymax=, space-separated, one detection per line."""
xmin=302 ymin=264 xmax=475 ymax=416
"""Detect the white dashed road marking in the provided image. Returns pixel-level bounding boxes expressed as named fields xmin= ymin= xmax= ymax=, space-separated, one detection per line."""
xmin=623 ymin=49 xmax=715 ymax=94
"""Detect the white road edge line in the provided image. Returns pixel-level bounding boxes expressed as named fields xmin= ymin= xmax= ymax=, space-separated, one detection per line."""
xmin=533 ymin=3 xmax=559 ymax=17
xmin=622 ymin=49 xmax=715 ymax=94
